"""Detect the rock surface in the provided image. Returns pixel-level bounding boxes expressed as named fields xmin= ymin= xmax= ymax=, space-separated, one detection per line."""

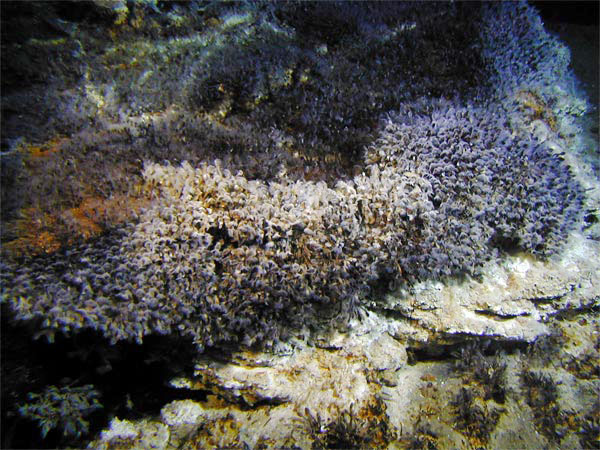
xmin=1 ymin=2 xmax=598 ymax=449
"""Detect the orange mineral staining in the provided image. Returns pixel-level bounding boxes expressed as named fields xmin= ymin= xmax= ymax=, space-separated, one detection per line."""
xmin=2 ymin=196 xmax=151 ymax=259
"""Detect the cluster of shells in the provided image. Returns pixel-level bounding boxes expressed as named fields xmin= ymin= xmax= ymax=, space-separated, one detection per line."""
xmin=0 ymin=1 xmax=588 ymax=351
xmin=2 ymin=94 xmax=583 ymax=350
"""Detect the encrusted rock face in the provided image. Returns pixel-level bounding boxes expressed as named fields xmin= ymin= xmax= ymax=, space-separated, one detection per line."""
xmin=86 ymin=236 xmax=599 ymax=449
xmin=0 ymin=99 xmax=586 ymax=349
xmin=0 ymin=46 xmax=587 ymax=351
xmin=1 ymin=1 xmax=598 ymax=449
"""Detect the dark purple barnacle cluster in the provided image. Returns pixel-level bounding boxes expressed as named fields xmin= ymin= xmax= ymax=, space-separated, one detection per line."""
xmin=479 ymin=1 xmax=573 ymax=100
xmin=364 ymin=99 xmax=583 ymax=278
xmin=0 ymin=119 xmax=584 ymax=349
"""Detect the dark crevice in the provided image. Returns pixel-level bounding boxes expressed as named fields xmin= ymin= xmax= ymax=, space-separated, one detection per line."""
xmin=474 ymin=309 xmax=531 ymax=320
xmin=237 ymin=395 xmax=289 ymax=411
xmin=526 ymin=294 xmax=565 ymax=304
xmin=553 ymin=302 xmax=600 ymax=320
xmin=1 ymin=305 xmax=202 ymax=449
xmin=407 ymin=345 xmax=461 ymax=365
xmin=490 ymin=234 xmax=522 ymax=255
xmin=366 ymin=305 xmax=421 ymax=325
xmin=583 ymin=209 xmax=599 ymax=229
xmin=407 ymin=338 xmax=529 ymax=366
xmin=207 ymin=224 xmax=236 ymax=250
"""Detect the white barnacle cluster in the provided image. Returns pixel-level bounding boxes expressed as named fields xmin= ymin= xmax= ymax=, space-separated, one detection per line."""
xmin=116 ymin=88 xmax=580 ymax=346
xmin=129 ymin=160 xmax=378 ymax=346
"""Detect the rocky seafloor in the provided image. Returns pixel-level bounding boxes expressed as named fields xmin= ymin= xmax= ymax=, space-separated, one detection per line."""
xmin=0 ymin=1 xmax=598 ymax=449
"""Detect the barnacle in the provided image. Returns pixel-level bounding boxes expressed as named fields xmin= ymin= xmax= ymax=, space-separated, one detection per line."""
xmin=520 ymin=370 xmax=565 ymax=441
xmin=578 ymin=410 xmax=600 ymax=450
xmin=0 ymin=1 xmax=588 ymax=352
xmin=453 ymin=342 xmax=507 ymax=403
xmin=18 ymin=385 xmax=103 ymax=439
xmin=450 ymin=387 xmax=501 ymax=446
xmin=294 ymin=399 xmax=395 ymax=450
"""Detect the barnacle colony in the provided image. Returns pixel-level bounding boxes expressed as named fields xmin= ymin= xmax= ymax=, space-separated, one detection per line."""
xmin=1 ymin=99 xmax=583 ymax=350
xmin=0 ymin=2 xmax=587 ymax=351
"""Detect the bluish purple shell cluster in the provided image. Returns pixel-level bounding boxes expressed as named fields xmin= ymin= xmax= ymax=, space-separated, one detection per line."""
xmin=369 ymin=100 xmax=584 ymax=268
xmin=0 ymin=2 xmax=586 ymax=349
